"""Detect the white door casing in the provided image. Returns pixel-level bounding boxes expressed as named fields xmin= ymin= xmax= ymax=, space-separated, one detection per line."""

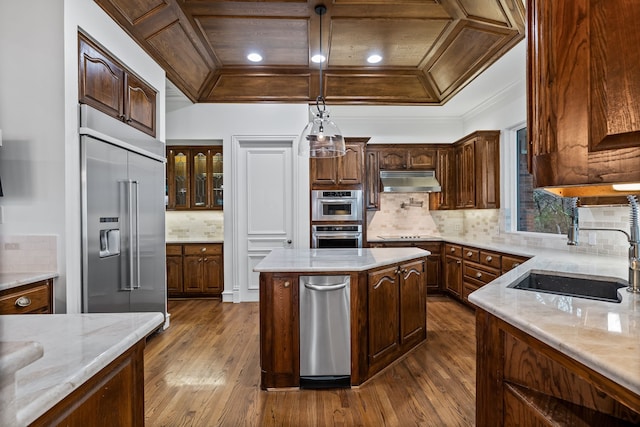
xmin=231 ymin=135 xmax=306 ymax=302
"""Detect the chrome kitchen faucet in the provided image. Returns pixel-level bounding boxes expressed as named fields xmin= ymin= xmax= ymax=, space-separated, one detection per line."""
xmin=567 ymin=195 xmax=640 ymax=293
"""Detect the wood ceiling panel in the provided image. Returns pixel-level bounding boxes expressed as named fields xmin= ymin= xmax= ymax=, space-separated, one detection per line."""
xmin=453 ymin=0 xmax=510 ymax=26
xmin=198 ymin=16 xmax=309 ymax=66
xmin=427 ymin=25 xmax=507 ymax=97
xmin=96 ymin=0 xmax=525 ymax=105
xmin=107 ymin=0 xmax=168 ymax=25
xmin=325 ymin=74 xmax=437 ymax=103
xmin=204 ymin=73 xmax=311 ymax=102
xmin=329 ymin=18 xmax=451 ymax=67
xmin=147 ymin=21 xmax=211 ymax=95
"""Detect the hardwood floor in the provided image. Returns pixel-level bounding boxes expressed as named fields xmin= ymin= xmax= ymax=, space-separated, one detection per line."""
xmin=144 ymin=296 xmax=476 ymax=426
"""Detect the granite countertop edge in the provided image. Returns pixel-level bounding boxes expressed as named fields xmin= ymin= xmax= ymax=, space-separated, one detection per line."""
xmin=166 ymin=238 xmax=224 ymax=244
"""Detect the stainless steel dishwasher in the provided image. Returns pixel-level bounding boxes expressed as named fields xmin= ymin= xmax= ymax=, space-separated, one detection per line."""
xmin=299 ymin=275 xmax=351 ymax=388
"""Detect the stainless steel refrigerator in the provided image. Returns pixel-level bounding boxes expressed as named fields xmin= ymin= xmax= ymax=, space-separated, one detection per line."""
xmin=80 ymin=105 xmax=166 ymax=319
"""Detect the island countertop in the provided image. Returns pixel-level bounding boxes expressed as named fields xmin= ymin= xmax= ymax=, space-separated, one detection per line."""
xmin=253 ymin=247 xmax=430 ymax=273
xmin=0 ymin=312 xmax=164 ymax=426
xmin=469 ymin=252 xmax=640 ymax=396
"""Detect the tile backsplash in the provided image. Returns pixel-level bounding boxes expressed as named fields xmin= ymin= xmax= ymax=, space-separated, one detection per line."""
xmin=0 ymin=235 xmax=57 ymax=273
xmin=165 ymin=211 xmax=224 ymax=241
xmin=368 ymin=193 xmax=632 ymax=257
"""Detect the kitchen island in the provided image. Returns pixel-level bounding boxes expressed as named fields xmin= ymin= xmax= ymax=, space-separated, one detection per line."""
xmin=469 ymin=253 xmax=640 ymax=425
xmin=254 ymin=247 xmax=430 ymax=389
xmin=0 ymin=312 xmax=164 ymax=426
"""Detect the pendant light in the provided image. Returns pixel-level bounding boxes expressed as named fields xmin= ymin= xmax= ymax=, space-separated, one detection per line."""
xmin=298 ymin=5 xmax=346 ymax=158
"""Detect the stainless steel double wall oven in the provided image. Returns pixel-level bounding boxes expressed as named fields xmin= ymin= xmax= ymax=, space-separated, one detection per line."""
xmin=310 ymin=189 xmax=363 ymax=248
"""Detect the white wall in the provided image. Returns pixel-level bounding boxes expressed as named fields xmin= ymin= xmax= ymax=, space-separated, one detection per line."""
xmin=0 ymin=0 xmax=165 ymax=312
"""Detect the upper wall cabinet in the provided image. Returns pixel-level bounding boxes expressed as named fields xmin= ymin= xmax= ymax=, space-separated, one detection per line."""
xmin=378 ymin=146 xmax=437 ymax=170
xmin=78 ymin=33 xmax=157 ymax=137
xmin=166 ymin=146 xmax=223 ymax=210
xmin=310 ymin=138 xmax=368 ymax=189
xmin=527 ymin=0 xmax=640 ymax=195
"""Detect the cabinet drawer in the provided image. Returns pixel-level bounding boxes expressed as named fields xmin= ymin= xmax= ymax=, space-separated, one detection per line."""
xmin=445 ymin=244 xmax=462 ymax=258
xmin=166 ymin=244 xmax=183 ymax=256
xmin=462 ymin=282 xmax=481 ymax=305
xmin=416 ymin=242 xmax=441 ymax=254
xmin=0 ymin=283 xmax=51 ymax=314
xmin=462 ymin=247 xmax=480 ymax=262
xmin=184 ymin=244 xmax=222 ymax=255
xmin=479 ymin=250 xmax=501 ymax=269
xmin=463 ymin=263 xmax=499 ymax=285
xmin=502 ymin=255 xmax=529 ymax=273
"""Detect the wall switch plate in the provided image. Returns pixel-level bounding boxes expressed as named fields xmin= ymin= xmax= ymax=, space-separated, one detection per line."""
xmin=588 ymin=231 xmax=597 ymax=245
xmin=0 ymin=206 xmax=3 ymax=224
xmin=4 ymin=242 xmax=19 ymax=250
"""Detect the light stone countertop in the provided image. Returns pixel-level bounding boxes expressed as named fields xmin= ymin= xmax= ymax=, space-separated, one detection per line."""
xmin=0 ymin=312 xmax=164 ymax=426
xmin=0 ymin=272 xmax=59 ymax=292
xmin=253 ymin=247 xmax=430 ymax=273
xmin=468 ymin=252 xmax=640 ymax=396
xmin=166 ymin=237 xmax=223 ymax=244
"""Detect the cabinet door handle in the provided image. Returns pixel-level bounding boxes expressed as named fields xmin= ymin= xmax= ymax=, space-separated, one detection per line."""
xmin=283 ymin=281 xmax=290 ymax=288
xmin=467 ymin=251 xmax=473 ymax=257
xmin=204 ymin=258 xmax=208 ymax=262
xmin=456 ymin=260 xmax=461 ymax=265
xmin=486 ymin=256 xmax=493 ymax=262
xmin=15 ymin=296 xmax=32 ymax=307
xmin=198 ymin=258 xmax=203 ymax=262
xmin=476 ymin=272 xmax=482 ymax=279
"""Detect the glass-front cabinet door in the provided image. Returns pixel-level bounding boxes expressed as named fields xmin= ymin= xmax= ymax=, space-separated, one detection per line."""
xmin=166 ymin=145 xmax=223 ymax=210
xmin=167 ymin=148 xmax=189 ymax=209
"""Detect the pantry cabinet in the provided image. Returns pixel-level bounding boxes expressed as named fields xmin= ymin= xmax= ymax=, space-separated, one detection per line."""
xmin=166 ymin=146 xmax=223 ymax=210
xmin=78 ymin=33 xmax=156 ymax=137
xmin=527 ymin=0 xmax=640 ymax=195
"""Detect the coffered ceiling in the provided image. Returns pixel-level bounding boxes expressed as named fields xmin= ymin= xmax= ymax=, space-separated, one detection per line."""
xmin=95 ymin=0 xmax=525 ymax=105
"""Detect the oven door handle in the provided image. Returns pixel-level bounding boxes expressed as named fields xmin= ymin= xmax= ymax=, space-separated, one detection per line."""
xmin=318 ymin=199 xmax=355 ymax=204
xmin=314 ymin=233 xmax=361 ymax=238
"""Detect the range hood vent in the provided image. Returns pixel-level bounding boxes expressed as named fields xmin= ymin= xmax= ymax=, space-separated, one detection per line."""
xmin=380 ymin=170 xmax=441 ymax=193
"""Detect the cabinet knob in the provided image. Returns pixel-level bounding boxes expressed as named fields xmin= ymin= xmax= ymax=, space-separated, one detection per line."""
xmin=283 ymin=281 xmax=290 ymax=288
xmin=450 ymin=247 xmax=456 ymax=253
xmin=486 ymin=256 xmax=493 ymax=262
xmin=513 ymin=263 xmax=520 ymax=268
xmin=204 ymin=258 xmax=208 ymax=262
xmin=198 ymin=258 xmax=203 ymax=262
xmin=467 ymin=251 xmax=473 ymax=257
xmin=456 ymin=260 xmax=461 ymax=265
xmin=201 ymin=247 xmax=207 ymax=252
xmin=476 ymin=272 xmax=482 ymax=279
xmin=15 ymin=296 xmax=32 ymax=307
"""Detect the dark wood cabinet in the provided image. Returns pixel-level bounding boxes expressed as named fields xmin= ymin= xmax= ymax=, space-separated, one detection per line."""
xmin=310 ymin=139 xmax=367 ymax=188
xmin=0 ymin=279 xmax=53 ymax=315
xmin=430 ymin=148 xmax=455 ymax=210
xmin=365 ymin=149 xmax=380 ymax=210
xmin=259 ymin=273 xmax=299 ymax=389
xmin=78 ymin=33 xmax=156 ymax=137
xmin=166 ymin=243 xmax=223 ymax=298
xmin=367 ymin=259 xmax=426 ymax=374
xmin=476 ymin=309 xmax=640 ymax=426
xmin=378 ymin=146 xmax=437 ymax=170
xmin=444 ymin=245 xmax=463 ymax=297
xmin=367 ymin=265 xmax=400 ymax=367
xmin=527 ymin=0 xmax=640 ymax=195
xmin=166 ymin=146 xmax=223 ymax=210
xmin=454 ymin=131 xmax=500 ymax=209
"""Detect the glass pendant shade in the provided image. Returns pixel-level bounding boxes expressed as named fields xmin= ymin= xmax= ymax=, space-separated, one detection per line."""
xmin=298 ymin=106 xmax=346 ymax=158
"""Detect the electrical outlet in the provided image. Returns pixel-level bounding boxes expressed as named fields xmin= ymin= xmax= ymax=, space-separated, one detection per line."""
xmin=0 ymin=206 xmax=3 ymax=224
xmin=4 ymin=242 xmax=19 ymax=250
xmin=588 ymin=231 xmax=597 ymax=246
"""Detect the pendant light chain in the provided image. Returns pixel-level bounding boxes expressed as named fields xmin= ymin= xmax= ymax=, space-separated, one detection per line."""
xmin=316 ymin=5 xmax=326 ymax=115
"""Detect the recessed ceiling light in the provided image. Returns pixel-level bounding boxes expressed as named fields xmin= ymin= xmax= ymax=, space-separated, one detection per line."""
xmin=367 ymin=54 xmax=382 ymax=64
xmin=311 ymin=54 xmax=326 ymax=63
xmin=247 ymin=53 xmax=263 ymax=62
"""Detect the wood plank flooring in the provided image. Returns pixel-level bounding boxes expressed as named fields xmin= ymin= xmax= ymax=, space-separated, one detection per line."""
xmin=144 ymin=296 xmax=476 ymax=426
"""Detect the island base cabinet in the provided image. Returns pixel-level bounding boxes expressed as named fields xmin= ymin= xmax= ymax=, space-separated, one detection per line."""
xmin=259 ymin=273 xmax=299 ymax=389
xmin=31 ymin=341 xmax=145 ymax=427
xmin=476 ymin=309 xmax=640 ymax=426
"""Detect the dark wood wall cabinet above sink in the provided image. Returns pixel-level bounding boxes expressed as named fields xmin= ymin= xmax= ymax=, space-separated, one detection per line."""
xmin=527 ymin=0 xmax=640 ymax=202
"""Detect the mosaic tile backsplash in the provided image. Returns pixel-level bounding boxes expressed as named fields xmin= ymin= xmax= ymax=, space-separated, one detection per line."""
xmin=166 ymin=211 xmax=224 ymax=241
xmin=368 ymin=193 xmax=632 ymax=257
xmin=0 ymin=235 xmax=57 ymax=273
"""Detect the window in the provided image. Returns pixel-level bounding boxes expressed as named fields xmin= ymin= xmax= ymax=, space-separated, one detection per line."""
xmin=516 ymin=127 xmax=572 ymax=234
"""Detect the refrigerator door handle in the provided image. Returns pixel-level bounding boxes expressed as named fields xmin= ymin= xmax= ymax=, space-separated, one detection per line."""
xmin=132 ymin=180 xmax=140 ymax=289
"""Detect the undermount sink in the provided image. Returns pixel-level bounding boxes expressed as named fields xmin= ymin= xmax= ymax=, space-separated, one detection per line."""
xmin=509 ymin=270 xmax=627 ymax=303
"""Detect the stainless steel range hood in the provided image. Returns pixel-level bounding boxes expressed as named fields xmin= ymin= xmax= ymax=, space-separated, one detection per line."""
xmin=380 ymin=170 xmax=442 ymax=193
